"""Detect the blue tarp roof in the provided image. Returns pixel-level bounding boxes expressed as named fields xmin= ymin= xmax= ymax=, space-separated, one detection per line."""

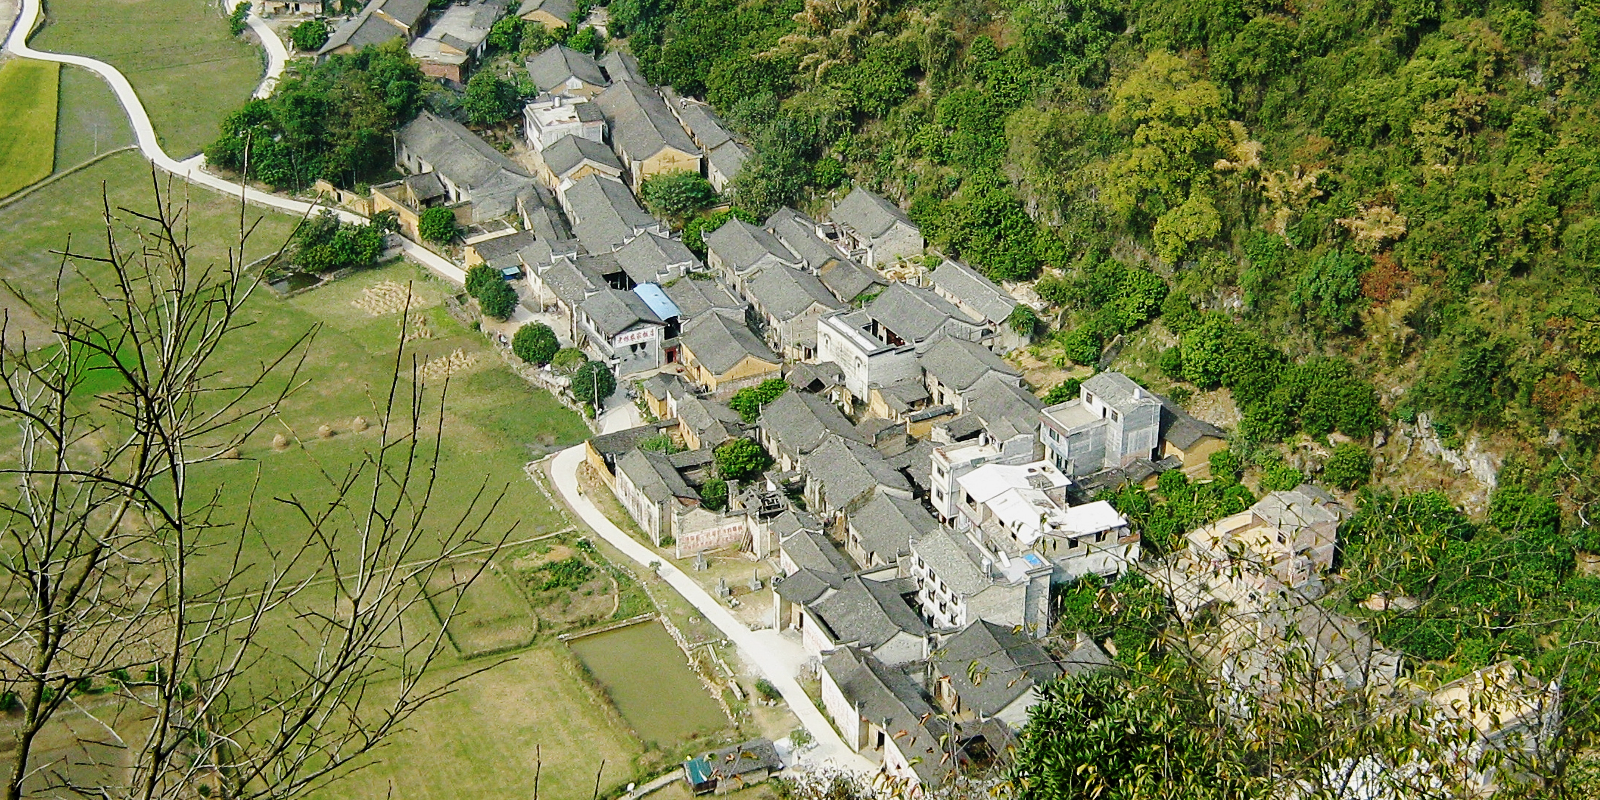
xmin=633 ymin=282 xmax=681 ymax=321
xmin=684 ymin=756 xmax=712 ymax=785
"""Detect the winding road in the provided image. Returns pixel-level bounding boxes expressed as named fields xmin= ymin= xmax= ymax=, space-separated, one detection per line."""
xmin=3 ymin=0 xmax=872 ymax=777
xmin=1 ymin=0 xmax=464 ymax=284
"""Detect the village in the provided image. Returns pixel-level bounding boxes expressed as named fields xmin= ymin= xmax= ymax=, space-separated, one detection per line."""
xmin=260 ymin=6 xmax=1568 ymax=794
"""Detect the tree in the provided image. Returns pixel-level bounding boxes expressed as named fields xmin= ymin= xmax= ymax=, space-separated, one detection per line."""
xmin=572 ymin=360 xmax=616 ymax=410
xmin=567 ymin=26 xmax=603 ymax=55
xmin=1322 ymin=443 xmax=1372 ymax=490
xmin=714 ymin=437 xmax=774 ymax=481
xmin=0 ymin=184 xmax=505 ymax=800
xmin=418 ymin=206 xmax=459 ymax=245
xmin=292 ymin=211 xmax=385 ymax=273
xmin=551 ymin=347 xmax=587 ymax=375
xmin=477 ymin=278 xmax=518 ymax=320
xmin=1060 ymin=326 xmax=1101 ymax=365
xmin=1043 ymin=378 xmax=1082 ymax=404
xmin=465 ymin=263 xmax=501 ymax=297
xmin=1007 ymin=304 xmax=1040 ymax=336
xmin=683 ymin=208 xmax=757 ymax=257
xmin=727 ymin=377 xmax=788 ymax=422
xmin=228 ymin=1 xmax=250 ymax=35
xmin=487 ymin=16 xmax=525 ymax=51
xmin=640 ymin=171 xmax=720 ymax=223
xmin=699 ymin=477 xmax=728 ymax=511
xmin=513 ymin=322 xmax=560 ymax=365
xmin=289 ymin=19 xmax=330 ymax=51
xmin=462 ymin=71 xmax=522 ymax=126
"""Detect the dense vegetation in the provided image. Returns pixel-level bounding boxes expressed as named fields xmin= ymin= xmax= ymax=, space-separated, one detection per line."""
xmin=206 ymin=41 xmax=425 ymax=189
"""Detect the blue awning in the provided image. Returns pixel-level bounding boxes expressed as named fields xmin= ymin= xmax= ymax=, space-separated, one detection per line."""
xmin=633 ymin=282 xmax=681 ymax=321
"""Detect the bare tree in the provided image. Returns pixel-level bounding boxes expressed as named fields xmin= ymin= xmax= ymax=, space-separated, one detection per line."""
xmin=0 ymin=174 xmax=510 ymax=800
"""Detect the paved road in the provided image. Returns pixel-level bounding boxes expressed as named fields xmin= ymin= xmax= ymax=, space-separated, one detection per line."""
xmin=1 ymin=0 xmax=466 ymax=286
xmin=547 ymin=435 xmax=872 ymax=775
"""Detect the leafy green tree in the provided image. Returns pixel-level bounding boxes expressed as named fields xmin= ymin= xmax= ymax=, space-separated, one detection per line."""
xmin=1292 ymin=250 xmax=1369 ymax=333
xmin=683 ymin=208 xmax=756 ymax=257
xmin=289 ymin=19 xmax=330 ymax=51
xmin=1059 ymin=326 xmax=1101 ymax=366
xmin=1012 ymin=673 xmax=1263 ymax=800
xmin=1043 ymin=378 xmax=1083 ymax=405
xmin=228 ymin=2 xmax=250 ymax=36
xmin=727 ymin=378 xmax=788 ymax=422
xmin=487 ymin=16 xmax=525 ymax=52
xmin=1323 ymin=443 xmax=1372 ymax=490
xmin=1259 ymin=462 xmax=1305 ymax=492
xmin=292 ymin=212 xmax=385 ymax=273
xmin=572 ymin=360 xmax=616 ymax=409
xmin=477 ymin=279 xmax=518 ymax=321
xmin=640 ymin=171 xmax=719 ymax=223
xmin=418 ymin=207 xmax=458 ymax=245
xmin=513 ymin=323 xmax=560 ymax=365
xmin=1007 ymin=305 xmax=1040 ymax=337
xmin=462 ymin=71 xmax=521 ymax=126
xmin=567 ymin=26 xmax=602 ymax=55
xmin=464 ymin=264 xmax=501 ymax=298
xmin=699 ymin=477 xmax=728 ymax=511
xmin=714 ymin=438 xmax=773 ymax=481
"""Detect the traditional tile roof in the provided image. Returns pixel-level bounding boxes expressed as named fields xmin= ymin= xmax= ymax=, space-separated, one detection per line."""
xmin=616 ymin=448 xmax=697 ymax=503
xmin=800 ymin=435 xmax=909 ymax=513
xmin=849 ymin=489 xmax=941 ymax=565
xmin=526 ymin=45 xmax=607 ymax=93
xmin=675 ymin=394 xmax=744 ymax=448
xmin=929 ymin=258 xmax=1018 ymax=324
xmin=864 ymin=282 xmax=971 ymax=344
xmin=779 ymin=525 xmax=855 ymax=575
xmin=811 ymin=575 xmax=928 ymax=649
xmin=699 ymin=739 xmax=781 ymax=781
xmin=663 ymin=276 xmax=745 ymax=320
xmin=564 ymin=173 xmax=656 ymax=253
xmin=615 ymin=232 xmax=700 ymax=285
xmin=398 ymin=111 xmax=535 ymax=192
xmin=600 ymin=49 xmax=646 ymax=85
xmin=595 ymin=80 xmax=698 ymax=161
xmin=920 ymin=337 xmax=1020 ymax=395
xmin=680 ymin=313 xmax=778 ymax=375
xmin=581 ymin=288 xmax=662 ymax=339
xmin=930 ymin=622 xmax=1092 ymax=719
xmin=517 ymin=0 xmax=575 ymax=21
xmin=831 ymin=187 xmax=914 ymax=239
xmin=763 ymin=208 xmax=836 ymax=269
xmin=705 ymin=219 xmax=800 ymax=274
xmin=542 ymin=134 xmax=623 ymax=179
xmin=965 ymin=373 xmax=1044 ymax=441
xmin=819 ymin=258 xmax=885 ymax=304
xmin=747 ymin=265 xmax=842 ymax=323
xmin=762 ymin=391 xmax=861 ymax=458
xmin=821 ymin=648 xmax=953 ymax=788
xmin=706 ymin=140 xmax=750 ymax=180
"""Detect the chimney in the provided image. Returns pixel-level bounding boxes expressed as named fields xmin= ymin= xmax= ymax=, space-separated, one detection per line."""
xmin=1133 ymin=387 xmax=1143 ymax=400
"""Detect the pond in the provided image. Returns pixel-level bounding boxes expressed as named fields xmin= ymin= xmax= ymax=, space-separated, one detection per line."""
xmin=268 ymin=272 xmax=322 ymax=294
xmin=567 ymin=621 xmax=727 ymax=747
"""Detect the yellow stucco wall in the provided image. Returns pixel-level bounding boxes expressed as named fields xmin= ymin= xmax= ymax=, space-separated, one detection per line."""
xmin=636 ymin=149 xmax=702 ymax=184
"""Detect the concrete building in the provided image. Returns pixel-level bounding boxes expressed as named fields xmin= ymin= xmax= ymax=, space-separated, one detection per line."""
xmin=908 ymin=525 xmax=1052 ymax=636
xmin=953 ymin=461 xmax=1138 ymax=581
xmin=928 ymin=436 xmax=1037 ymax=522
xmin=1039 ymin=371 xmax=1163 ymax=479
xmin=816 ymin=310 xmax=920 ymax=403
xmin=523 ymin=95 xmax=606 ymax=151
xmin=577 ymin=287 xmax=665 ymax=376
xmin=827 ymin=187 xmax=924 ymax=268
xmin=1186 ymin=485 xmax=1349 ymax=591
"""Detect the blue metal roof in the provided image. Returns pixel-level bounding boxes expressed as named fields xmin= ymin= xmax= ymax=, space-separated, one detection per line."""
xmin=683 ymin=756 xmax=712 ymax=786
xmin=632 ymin=282 xmax=681 ymax=321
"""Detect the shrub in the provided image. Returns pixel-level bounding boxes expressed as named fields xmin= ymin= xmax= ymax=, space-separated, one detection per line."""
xmin=532 ymin=557 xmax=595 ymax=591
xmin=1260 ymin=462 xmax=1305 ymax=492
xmin=640 ymin=170 xmax=719 ymax=222
xmin=714 ymin=438 xmax=773 ymax=481
xmin=700 ymin=477 xmax=728 ymax=511
xmin=289 ymin=19 xmax=330 ymax=51
xmin=551 ymin=347 xmax=587 ymax=375
xmin=572 ymin=360 xmax=616 ymax=408
xmin=418 ymin=207 xmax=458 ymax=245
xmin=228 ymin=2 xmax=250 ymax=36
xmin=1323 ymin=443 xmax=1372 ymax=490
xmin=477 ymin=279 xmax=518 ymax=320
xmin=728 ymin=378 xmax=788 ymax=422
xmin=1007 ymin=305 xmax=1041 ymax=336
xmin=1043 ymin=378 xmax=1082 ymax=405
xmin=513 ymin=322 xmax=560 ymax=365
xmin=1059 ymin=326 xmax=1102 ymax=365
xmin=755 ymin=678 xmax=782 ymax=702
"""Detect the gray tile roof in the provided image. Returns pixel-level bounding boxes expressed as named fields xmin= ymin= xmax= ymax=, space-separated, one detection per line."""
xmin=966 ymin=373 xmax=1044 ymax=441
xmin=886 ymin=438 xmax=938 ymax=494
xmin=595 ymin=81 xmax=698 ymax=162
xmin=616 ymin=448 xmax=697 ymax=504
xmin=663 ymin=89 xmax=733 ymax=149
xmin=762 ymin=391 xmax=861 ymax=458
xmin=397 ymin=111 xmax=535 ymax=195
xmin=582 ymin=288 xmax=663 ymax=338
xmin=785 ymin=361 xmax=844 ymax=393
xmin=470 ymin=230 xmax=539 ymax=262
xmin=706 ymin=139 xmax=750 ymax=180
xmin=747 ymin=265 xmax=842 ymax=323
xmin=663 ymin=276 xmax=745 ymax=320
xmin=615 ymin=232 xmax=700 ymax=285
xmin=818 ymin=258 xmax=884 ymax=304
xmin=588 ymin=420 xmax=678 ymax=461
xmin=518 ymin=0 xmax=575 ymax=21
xmin=1156 ymin=393 xmax=1227 ymax=449
xmin=830 ymin=187 xmax=914 ymax=239
xmin=535 ymin=256 xmax=603 ymax=309
xmin=849 ymin=489 xmax=940 ymax=565
xmin=913 ymin=526 xmax=995 ymax=598
xmin=763 ymin=208 xmax=837 ymax=270
xmin=705 ymin=219 xmax=800 ymax=274
xmin=404 ymin=171 xmax=446 ymax=202
xmin=930 ymin=258 xmax=1017 ymax=324
xmin=600 ymin=49 xmax=646 ymax=85
xmin=375 ymin=0 xmax=431 ymax=27
xmin=820 ymin=649 xmax=952 ymax=787
xmin=542 ymin=134 xmax=622 ymax=179
xmin=800 ymin=435 xmax=909 ymax=513
xmin=930 ymin=622 xmax=1082 ymax=718
xmin=779 ymin=526 xmax=855 ymax=575
xmin=921 ymin=337 xmax=1020 ymax=395
xmin=875 ymin=378 xmax=930 ymax=414
xmin=640 ymin=371 xmax=690 ymax=402
xmin=564 ymin=174 xmax=656 ymax=253
xmin=675 ymin=394 xmax=744 ymax=447
xmin=865 ymin=282 xmax=970 ymax=344
xmin=320 ymin=9 xmax=396 ymax=54
xmin=680 ymin=313 xmax=778 ymax=375
xmin=811 ymin=575 xmax=928 ymax=649
xmin=525 ymin=45 xmax=607 ymax=93
xmin=774 ymin=567 xmax=835 ymax=604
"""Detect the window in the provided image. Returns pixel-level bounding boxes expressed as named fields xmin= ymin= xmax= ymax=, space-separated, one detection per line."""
xmin=1095 ymin=531 xmax=1106 ymax=543
xmin=1068 ymin=538 xmax=1080 ymax=549
xmin=1110 ymin=410 xmax=1120 ymax=423
xmin=1084 ymin=392 xmax=1094 ymax=404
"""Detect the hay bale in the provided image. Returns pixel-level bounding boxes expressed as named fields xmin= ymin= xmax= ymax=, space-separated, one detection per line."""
xmin=352 ymin=416 xmax=369 ymax=432
xmin=271 ymin=433 xmax=289 ymax=451
xmin=317 ymin=424 xmax=336 ymax=439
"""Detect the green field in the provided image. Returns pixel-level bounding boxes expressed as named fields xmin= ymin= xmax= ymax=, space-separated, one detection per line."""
xmin=0 ymin=157 xmax=638 ymax=798
xmin=53 ymin=66 xmax=135 ymax=169
xmin=0 ymin=58 xmax=60 ymax=197
xmin=31 ymin=0 xmax=266 ymax=156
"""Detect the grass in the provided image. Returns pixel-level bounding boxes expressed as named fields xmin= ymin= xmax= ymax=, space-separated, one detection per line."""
xmin=424 ymin=560 xmax=539 ymax=657
xmin=54 ymin=66 xmax=135 ymax=169
xmin=31 ymin=0 xmax=266 ymax=156
xmin=303 ymin=647 xmax=645 ymax=800
xmin=0 ymin=59 xmax=60 ymax=197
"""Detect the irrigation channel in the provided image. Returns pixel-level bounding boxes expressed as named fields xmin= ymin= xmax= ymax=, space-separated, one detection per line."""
xmin=567 ymin=620 xmax=728 ymax=747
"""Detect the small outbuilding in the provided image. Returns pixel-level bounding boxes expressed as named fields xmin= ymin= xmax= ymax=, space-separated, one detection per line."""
xmin=683 ymin=738 xmax=781 ymax=795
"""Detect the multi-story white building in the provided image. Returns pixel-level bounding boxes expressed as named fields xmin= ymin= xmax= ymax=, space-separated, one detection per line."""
xmin=1039 ymin=371 xmax=1162 ymax=478
xmin=908 ymin=526 xmax=1052 ymax=636
xmin=952 ymin=461 xmax=1138 ymax=581
xmin=523 ymin=94 xmax=606 ymax=151
xmin=815 ymin=310 xmax=921 ymax=403
xmin=928 ymin=437 xmax=1036 ymax=522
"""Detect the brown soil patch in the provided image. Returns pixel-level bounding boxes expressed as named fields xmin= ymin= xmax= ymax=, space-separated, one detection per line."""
xmin=1010 ymin=347 xmax=1088 ymax=393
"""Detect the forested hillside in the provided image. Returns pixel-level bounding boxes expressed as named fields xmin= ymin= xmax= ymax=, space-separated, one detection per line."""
xmin=613 ymin=0 xmax=1600 ymax=505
